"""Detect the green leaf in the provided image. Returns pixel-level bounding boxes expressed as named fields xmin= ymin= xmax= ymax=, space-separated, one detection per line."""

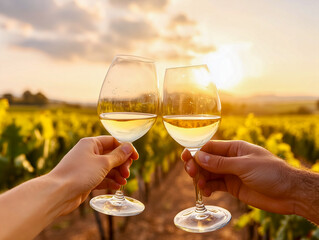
xmin=2 ymin=122 xmax=25 ymax=159
xmin=311 ymin=228 xmax=319 ymax=239
xmin=125 ymin=178 xmax=139 ymax=194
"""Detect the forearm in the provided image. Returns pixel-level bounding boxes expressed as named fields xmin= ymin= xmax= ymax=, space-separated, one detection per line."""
xmin=0 ymin=174 xmax=70 ymax=240
xmin=293 ymin=169 xmax=319 ymax=225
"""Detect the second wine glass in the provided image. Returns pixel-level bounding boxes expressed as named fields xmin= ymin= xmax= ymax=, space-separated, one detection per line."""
xmin=90 ymin=55 xmax=159 ymax=216
xmin=162 ymin=64 xmax=231 ymax=232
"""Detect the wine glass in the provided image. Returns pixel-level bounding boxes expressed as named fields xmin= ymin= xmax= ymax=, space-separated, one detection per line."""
xmin=90 ymin=55 xmax=159 ymax=216
xmin=162 ymin=64 xmax=231 ymax=232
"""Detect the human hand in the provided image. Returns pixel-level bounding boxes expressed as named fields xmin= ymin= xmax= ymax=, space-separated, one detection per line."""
xmin=48 ymin=136 xmax=138 ymax=215
xmin=182 ymin=140 xmax=298 ymax=215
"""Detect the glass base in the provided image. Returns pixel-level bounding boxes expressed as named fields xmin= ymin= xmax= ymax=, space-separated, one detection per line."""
xmin=90 ymin=194 xmax=145 ymax=217
xmin=174 ymin=205 xmax=231 ymax=233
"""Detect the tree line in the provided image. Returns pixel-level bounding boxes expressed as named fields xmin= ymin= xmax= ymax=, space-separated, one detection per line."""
xmin=2 ymin=90 xmax=48 ymax=106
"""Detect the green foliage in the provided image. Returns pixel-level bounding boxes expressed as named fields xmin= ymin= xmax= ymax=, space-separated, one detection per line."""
xmin=275 ymin=215 xmax=315 ymax=240
xmin=0 ymin=105 xmax=180 ymax=195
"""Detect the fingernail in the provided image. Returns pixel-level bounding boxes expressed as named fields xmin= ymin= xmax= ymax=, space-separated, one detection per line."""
xmin=185 ymin=163 xmax=190 ymax=172
xmin=132 ymin=145 xmax=137 ymax=153
xmin=121 ymin=143 xmax=132 ymax=155
xmin=197 ymin=151 xmax=210 ymax=164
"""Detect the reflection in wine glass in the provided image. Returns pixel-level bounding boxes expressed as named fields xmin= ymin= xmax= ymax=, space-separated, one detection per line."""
xmin=90 ymin=55 xmax=159 ymax=216
xmin=162 ymin=64 xmax=231 ymax=232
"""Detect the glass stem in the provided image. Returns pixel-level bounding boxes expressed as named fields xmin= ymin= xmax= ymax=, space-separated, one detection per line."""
xmin=187 ymin=147 xmax=207 ymax=213
xmin=113 ymin=139 xmax=126 ymax=201
xmin=114 ymin=186 xmax=125 ymax=201
xmin=193 ymin=175 xmax=207 ymax=213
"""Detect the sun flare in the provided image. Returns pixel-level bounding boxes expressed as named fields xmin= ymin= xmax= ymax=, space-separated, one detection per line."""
xmin=199 ymin=45 xmax=244 ymax=91
xmin=193 ymin=66 xmax=212 ymax=88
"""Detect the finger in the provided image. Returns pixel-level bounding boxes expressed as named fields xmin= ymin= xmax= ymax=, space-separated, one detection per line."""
xmin=102 ymin=143 xmax=137 ymax=171
xmin=181 ymin=149 xmax=192 ymax=162
xmin=107 ymin=169 xmax=116 ymax=178
xmin=198 ymin=171 xmax=225 ymax=188
xmin=202 ymin=179 xmax=227 ymax=197
xmin=194 ymin=150 xmax=246 ymax=175
xmin=184 ymin=158 xmax=198 ymax=178
xmin=107 ymin=169 xmax=127 ymax=185
xmin=198 ymin=174 xmax=206 ymax=189
xmin=125 ymin=144 xmax=139 ymax=160
xmin=201 ymin=140 xmax=247 ymax=157
xmin=95 ymin=178 xmax=120 ymax=190
xmin=95 ymin=136 xmax=120 ymax=154
xmin=202 ymin=187 xmax=213 ymax=197
xmin=199 ymin=167 xmax=213 ymax=180
xmin=205 ymin=172 xmax=225 ymax=181
xmin=119 ymin=159 xmax=133 ymax=178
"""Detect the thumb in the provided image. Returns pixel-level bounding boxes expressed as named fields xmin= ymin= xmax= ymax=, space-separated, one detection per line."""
xmin=103 ymin=143 xmax=136 ymax=171
xmin=194 ymin=150 xmax=243 ymax=175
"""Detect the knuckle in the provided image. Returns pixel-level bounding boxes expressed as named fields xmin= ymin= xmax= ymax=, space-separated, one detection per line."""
xmin=103 ymin=155 xmax=110 ymax=162
xmin=235 ymin=140 xmax=246 ymax=147
xmin=118 ymin=149 xmax=128 ymax=160
xmin=100 ymin=155 xmax=111 ymax=173
xmin=231 ymin=140 xmax=247 ymax=156
xmin=79 ymin=137 xmax=94 ymax=145
xmin=214 ymin=155 xmax=225 ymax=170
xmin=110 ymin=149 xmax=126 ymax=165
xmin=104 ymin=162 xmax=111 ymax=174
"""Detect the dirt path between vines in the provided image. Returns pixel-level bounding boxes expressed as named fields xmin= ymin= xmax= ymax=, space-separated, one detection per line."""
xmin=37 ymin=163 xmax=246 ymax=240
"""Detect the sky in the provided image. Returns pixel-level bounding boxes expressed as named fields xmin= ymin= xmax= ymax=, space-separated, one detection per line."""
xmin=0 ymin=0 xmax=318 ymax=103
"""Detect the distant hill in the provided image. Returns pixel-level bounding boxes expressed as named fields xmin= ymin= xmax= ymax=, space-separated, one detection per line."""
xmin=238 ymin=94 xmax=318 ymax=104
xmin=2 ymin=90 xmax=318 ymax=115
xmin=219 ymin=91 xmax=319 ymax=104
xmin=219 ymin=91 xmax=319 ymax=115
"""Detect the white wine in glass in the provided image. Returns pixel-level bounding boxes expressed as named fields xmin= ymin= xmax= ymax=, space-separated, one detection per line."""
xmin=162 ymin=64 xmax=231 ymax=232
xmin=100 ymin=112 xmax=157 ymax=143
xmin=90 ymin=55 xmax=159 ymax=216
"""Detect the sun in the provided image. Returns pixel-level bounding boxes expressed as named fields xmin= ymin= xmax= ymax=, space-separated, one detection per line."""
xmin=192 ymin=65 xmax=212 ymax=88
xmin=199 ymin=45 xmax=244 ymax=91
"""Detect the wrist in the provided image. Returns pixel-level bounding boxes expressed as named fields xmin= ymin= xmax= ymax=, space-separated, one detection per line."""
xmin=291 ymin=169 xmax=309 ymax=214
xmin=42 ymin=173 xmax=74 ymax=218
xmin=38 ymin=174 xmax=69 ymax=220
xmin=291 ymin=168 xmax=319 ymax=225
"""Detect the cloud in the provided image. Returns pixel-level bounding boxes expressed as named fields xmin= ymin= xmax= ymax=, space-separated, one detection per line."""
xmin=13 ymin=18 xmax=213 ymax=63
xmin=155 ymin=49 xmax=194 ymax=62
xmin=110 ymin=18 xmax=158 ymax=41
xmin=169 ymin=13 xmax=196 ymax=29
xmin=0 ymin=0 xmax=96 ymax=33
xmin=109 ymin=0 xmax=169 ymax=11
xmin=191 ymin=44 xmax=216 ymax=54
xmin=13 ymin=16 xmax=160 ymax=62
xmin=164 ymin=35 xmax=215 ymax=54
xmin=0 ymin=19 xmax=13 ymax=30
xmin=1 ymin=1 xmax=214 ymax=63
xmin=15 ymin=35 xmax=131 ymax=62
xmin=162 ymin=13 xmax=215 ymax=58
xmin=100 ymin=34 xmax=134 ymax=52
xmin=17 ymin=38 xmax=88 ymax=60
